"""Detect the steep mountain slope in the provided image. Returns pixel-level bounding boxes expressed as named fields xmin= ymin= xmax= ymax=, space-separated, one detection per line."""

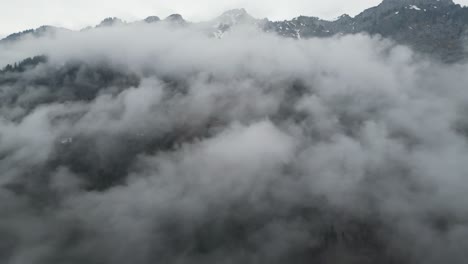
xmin=267 ymin=0 xmax=468 ymax=61
xmin=1 ymin=26 xmax=71 ymax=43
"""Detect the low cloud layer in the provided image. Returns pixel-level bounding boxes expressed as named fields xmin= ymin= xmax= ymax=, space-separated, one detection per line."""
xmin=1 ymin=23 xmax=468 ymax=264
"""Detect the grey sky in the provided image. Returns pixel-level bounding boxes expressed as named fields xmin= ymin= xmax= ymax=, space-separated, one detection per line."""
xmin=1 ymin=0 xmax=468 ymax=37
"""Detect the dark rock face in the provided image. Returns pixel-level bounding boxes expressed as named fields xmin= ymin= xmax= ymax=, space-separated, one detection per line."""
xmin=143 ymin=16 xmax=160 ymax=23
xmin=0 ymin=57 xmax=140 ymax=121
xmin=164 ymin=14 xmax=187 ymax=25
xmin=265 ymin=0 xmax=468 ymax=62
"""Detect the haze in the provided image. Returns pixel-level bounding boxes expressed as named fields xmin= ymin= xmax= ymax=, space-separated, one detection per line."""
xmin=1 ymin=0 xmax=468 ymax=37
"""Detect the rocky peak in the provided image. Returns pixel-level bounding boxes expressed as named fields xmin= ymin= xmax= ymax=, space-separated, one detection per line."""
xmin=165 ymin=14 xmax=185 ymax=22
xmin=163 ymin=14 xmax=187 ymax=26
xmin=335 ymin=14 xmax=352 ymax=22
xmin=97 ymin=17 xmax=125 ymax=27
xmin=215 ymin=8 xmax=256 ymax=26
xmin=144 ymin=16 xmax=160 ymax=23
xmin=221 ymin=8 xmax=249 ymax=18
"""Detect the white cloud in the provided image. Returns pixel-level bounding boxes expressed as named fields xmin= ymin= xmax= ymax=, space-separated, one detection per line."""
xmin=2 ymin=19 xmax=468 ymax=263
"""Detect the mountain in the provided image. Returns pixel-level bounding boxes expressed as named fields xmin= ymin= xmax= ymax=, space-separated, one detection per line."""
xmin=97 ymin=17 xmax=126 ymax=27
xmin=265 ymin=0 xmax=468 ymax=62
xmin=2 ymin=2 xmax=468 ymax=263
xmin=214 ymin=8 xmax=256 ymax=26
xmin=1 ymin=25 xmax=71 ymax=43
xmin=163 ymin=14 xmax=187 ymax=25
xmin=208 ymin=8 xmax=266 ymax=38
xmin=2 ymin=0 xmax=468 ymax=62
xmin=143 ymin=16 xmax=161 ymax=23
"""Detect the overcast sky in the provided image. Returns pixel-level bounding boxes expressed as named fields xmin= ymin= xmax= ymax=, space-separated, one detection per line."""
xmin=1 ymin=0 xmax=468 ymax=37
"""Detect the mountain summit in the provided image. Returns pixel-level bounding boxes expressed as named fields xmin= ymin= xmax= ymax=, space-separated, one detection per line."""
xmin=97 ymin=17 xmax=125 ymax=27
xmin=216 ymin=8 xmax=255 ymax=25
xmin=264 ymin=0 xmax=468 ymax=61
xmin=164 ymin=14 xmax=187 ymax=25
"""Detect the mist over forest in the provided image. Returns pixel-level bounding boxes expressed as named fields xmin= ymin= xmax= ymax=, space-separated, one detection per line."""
xmin=1 ymin=1 xmax=468 ymax=263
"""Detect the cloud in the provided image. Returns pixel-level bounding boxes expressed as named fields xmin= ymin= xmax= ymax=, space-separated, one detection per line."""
xmin=1 ymin=22 xmax=468 ymax=263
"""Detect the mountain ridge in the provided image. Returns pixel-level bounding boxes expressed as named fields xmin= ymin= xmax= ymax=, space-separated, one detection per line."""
xmin=2 ymin=0 xmax=468 ymax=62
